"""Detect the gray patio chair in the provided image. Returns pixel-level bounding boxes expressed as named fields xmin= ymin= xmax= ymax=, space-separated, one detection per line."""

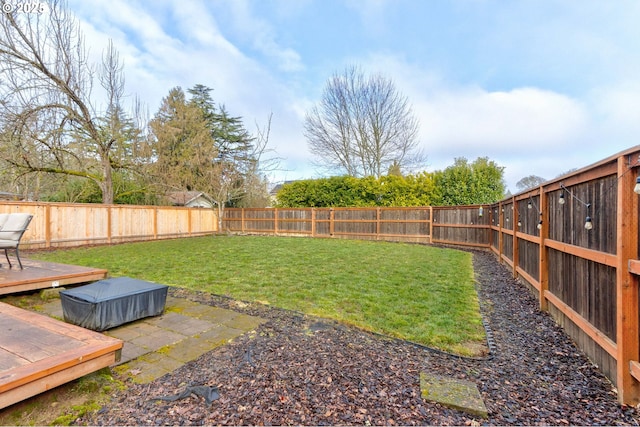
xmin=0 ymin=213 xmax=33 ymax=269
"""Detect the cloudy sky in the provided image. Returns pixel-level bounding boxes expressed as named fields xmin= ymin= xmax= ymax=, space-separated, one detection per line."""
xmin=67 ymin=0 xmax=640 ymax=192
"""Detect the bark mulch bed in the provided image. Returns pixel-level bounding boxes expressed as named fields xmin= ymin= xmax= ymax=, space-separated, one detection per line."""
xmin=81 ymin=249 xmax=640 ymax=426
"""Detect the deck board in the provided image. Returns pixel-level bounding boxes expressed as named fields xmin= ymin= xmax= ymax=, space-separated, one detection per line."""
xmin=0 ymin=258 xmax=107 ymax=295
xmin=0 ymin=348 xmax=27 ymax=371
xmin=0 ymin=302 xmax=123 ymax=409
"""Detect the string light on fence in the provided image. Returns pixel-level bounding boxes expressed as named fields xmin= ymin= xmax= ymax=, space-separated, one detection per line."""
xmin=559 ymin=183 xmax=594 ymax=231
xmin=535 ymin=211 xmax=541 ymax=230
xmin=584 ymin=203 xmax=593 ymax=230
xmin=585 ymin=216 xmax=593 ymax=230
xmin=626 ymin=154 xmax=640 ymax=194
xmin=527 ymin=196 xmax=540 ymax=212
xmin=516 ymin=197 xmax=540 ymax=230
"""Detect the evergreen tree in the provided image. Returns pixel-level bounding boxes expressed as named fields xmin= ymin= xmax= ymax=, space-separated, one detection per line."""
xmin=149 ymin=87 xmax=216 ymax=191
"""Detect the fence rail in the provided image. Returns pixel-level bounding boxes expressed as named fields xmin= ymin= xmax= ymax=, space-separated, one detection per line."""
xmin=0 ymin=202 xmax=218 ymax=248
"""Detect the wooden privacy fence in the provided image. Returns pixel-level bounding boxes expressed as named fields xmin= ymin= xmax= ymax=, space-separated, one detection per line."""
xmin=488 ymin=146 xmax=640 ymax=405
xmin=222 ymin=205 xmax=490 ymax=245
xmin=0 ymin=202 xmax=218 ymax=249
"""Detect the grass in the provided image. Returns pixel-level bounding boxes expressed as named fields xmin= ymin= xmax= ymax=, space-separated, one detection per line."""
xmin=0 ymin=368 xmax=123 ymax=426
xmin=29 ymin=235 xmax=485 ymax=355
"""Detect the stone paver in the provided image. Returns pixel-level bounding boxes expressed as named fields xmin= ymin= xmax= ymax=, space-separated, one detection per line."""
xmin=152 ymin=312 xmax=213 ymax=335
xmin=224 ymin=313 xmax=265 ymax=330
xmin=199 ymin=325 xmax=246 ymax=345
xmin=106 ymin=325 xmax=145 ymax=341
xmin=163 ymin=336 xmax=214 ymax=363
xmin=116 ymin=322 xmax=164 ymax=339
xmin=118 ymin=353 xmax=184 ymax=384
xmin=40 ymin=300 xmax=64 ymax=319
xmin=420 ymin=372 xmax=488 ymax=418
xmin=130 ymin=328 xmax=185 ymax=349
xmin=118 ymin=342 xmax=148 ymax=363
xmin=174 ymin=303 xmax=222 ymax=319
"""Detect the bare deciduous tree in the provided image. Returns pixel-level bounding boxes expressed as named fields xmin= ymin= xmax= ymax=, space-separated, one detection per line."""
xmin=516 ymin=175 xmax=546 ymax=192
xmin=305 ymin=65 xmax=425 ymax=178
xmin=0 ymin=1 xmax=138 ymax=203
xmin=207 ymin=114 xmax=277 ymax=229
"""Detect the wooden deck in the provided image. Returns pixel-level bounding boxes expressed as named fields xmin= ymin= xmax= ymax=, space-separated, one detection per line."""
xmin=0 ymin=258 xmax=118 ymax=409
xmin=0 ymin=302 xmax=123 ymax=409
xmin=0 ymin=258 xmax=107 ymax=295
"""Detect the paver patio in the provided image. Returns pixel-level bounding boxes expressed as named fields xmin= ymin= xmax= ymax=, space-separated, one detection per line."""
xmin=40 ymin=294 xmax=265 ymax=384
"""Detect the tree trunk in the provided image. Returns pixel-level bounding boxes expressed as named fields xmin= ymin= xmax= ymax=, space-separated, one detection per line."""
xmin=217 ymin=203 xmax=224 ymax=232
xmin=101 ymin=156 xmax=114 ymax=204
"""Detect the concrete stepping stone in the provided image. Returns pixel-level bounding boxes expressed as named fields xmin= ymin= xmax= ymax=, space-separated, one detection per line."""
xmin=420 ymin=372 xmax=488 ymax=418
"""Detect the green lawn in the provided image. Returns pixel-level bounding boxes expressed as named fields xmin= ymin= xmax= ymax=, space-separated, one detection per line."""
xmin=29 ymin=235 xmax=485 ymax=355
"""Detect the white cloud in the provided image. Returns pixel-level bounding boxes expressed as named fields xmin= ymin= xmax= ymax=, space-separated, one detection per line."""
xmin=588 ymin=81 xmax=640 ymax=136
xmin=72 ymin=1 xmax=285 ymax=108
xmin=223 ymin=0 xmax=304 ymax=72
xmin=414 ymin=86 xmax=596 ymax=191
xmin=417 ymin=87 xmax=588 ymax=155
xmin=345 ymin=0 xmax=389 ymax=37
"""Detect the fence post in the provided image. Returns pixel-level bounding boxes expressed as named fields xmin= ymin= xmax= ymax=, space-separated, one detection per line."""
xmin=44 ymin=204 xmax=51 ymax=248
xmin=488 ymin=205 xmax=494 ymax=249
xmin=498 ymin=202 xmax=503 ymax=260
xmin=311 ymin=208 xmax=316 ymax=237
xmin=616 ymin=155 xmax=640 ymax=405
xmin=107 ymin=205 xmax=113 ymax=244
xmin=512 ymin=197 xmax=519 ymax=278
xmin=539 ymin=187 xmax=549 ymax=312
xmin=429 ymin=206 xmax=433 ymax=243
xmin=376 ymin=207 xmax=381 ymax=241
xmin=330 ymin=208 xmax=334 ymax=237
xmin=241 ymin=208 xmax=245 ymax=233
xmin=274 ymin=208 xmax=279 ymax=235
xmin=151 ymin=207 xmax=157 ymax=240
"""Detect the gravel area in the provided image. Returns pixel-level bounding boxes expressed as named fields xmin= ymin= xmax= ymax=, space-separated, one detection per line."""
xmin=82 ymin=249 xmax=640 ymax=425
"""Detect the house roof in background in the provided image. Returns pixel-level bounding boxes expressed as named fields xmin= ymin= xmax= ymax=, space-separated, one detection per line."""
xmin=269 ymin=180 xmax=298 ymax=196
xmin=0 ymin=191 xmax=25 ymax=201
xmin=166 ymin=191 xmax=211 ymax=206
